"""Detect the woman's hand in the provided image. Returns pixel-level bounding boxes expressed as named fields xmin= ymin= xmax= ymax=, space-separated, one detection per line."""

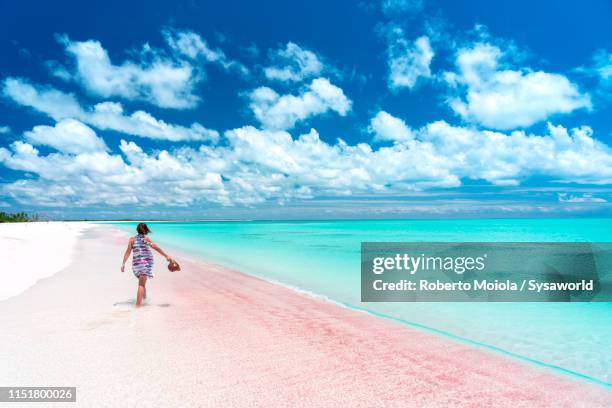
xmin=121 ymin=264 xmax=125 ymax=272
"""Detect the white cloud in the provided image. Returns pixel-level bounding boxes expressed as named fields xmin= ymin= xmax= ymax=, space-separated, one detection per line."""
xmin=577 ymin=49 xmax=612 ymax=99
xmin=381 ymin=0 xmax=424 ymax=15
xmin=368 ymin=111 xmax=414 ymax=142
xmin=56 ymin=35 xmax=200 ymax=109
xmin=24 ymin=119 xmax=107 ymax=154
xmin=163 ymin=28 xmax=249 ymax=76
xmin=386 ymin=28 xmax=434 ymax=91
xmin=0 ymin=141 xmax=128 ymax=184
xmin=0 ymin=125 xmax=11 ymax=134
xmin=422 ymin=121 xmax=612 ymax=185
xmin=264 ymin=42 xmax=324 ymax=82
xmin=596 ymin=53 xmax=612 ymax=81
xmin=248 ymin=78 xmax=352 ymax=130
xmin=2 ymin=119 xmax=612 ymax=208
xmin=164 ymin=29 xmax=224 ymax=61
xmin=3 ymin=77 xmax=83 ymax=120
xmin=445 ymin=42 xmax=592 ymax=129
xmin=586 ymin=50 xmax=612 ymax=82
xmin=2 ymin=78 xmax=219 ymax=142
xmin=558 ymin=193 xmax=606 ymax=203
xmin=87 ymin=102 xmax=219 ymax=142
xmin=0 ymin=140 xmax=225 ymax=207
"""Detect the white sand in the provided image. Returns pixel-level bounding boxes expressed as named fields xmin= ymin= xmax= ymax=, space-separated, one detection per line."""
xmin=0 ymin=222 xmax=92 ymax=300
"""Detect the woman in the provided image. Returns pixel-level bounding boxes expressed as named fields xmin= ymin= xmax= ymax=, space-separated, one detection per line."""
xmin=121 ymin=223 xmax=174 ymax=307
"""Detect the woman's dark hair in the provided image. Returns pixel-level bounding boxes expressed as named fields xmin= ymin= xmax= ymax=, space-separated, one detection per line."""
xmin=136 ymin=223 xmax=151 ymax=235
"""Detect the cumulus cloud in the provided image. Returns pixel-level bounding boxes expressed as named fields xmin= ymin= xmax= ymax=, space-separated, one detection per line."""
xmin=0 ymin=125 xmax=450 ymax=208
xmin=368 ymin=111 xmax=414 ymax=142
xmin=0 ymin=141 xmax=127 ymax=184
xmin=386 ymin=28 xmax=434 ymax=91
xmin=163 ymin=28 xmax=249 ymax=76
xmin=248 ymin=78 xmax=352 ymax=130
xmin=2 ymin=119 xmax=612 ymax=208
xmin=2 ymin=78 xmax=219 ymax=142
xmin=3 ymin=77 xmax=83 ymax=120
xmin=445 ymin=42 xmax=591 ymax=129
xmin=24 ymin=119 xmax=107 ymax=154
xmin=0 ymin=139 xmax=225 ymax=207
xmin=264 ymin=42 xmax=325 ymax=82
xmin=55 ymin=34 xmax=200 ymax=109
xmin=87 ymin=102 xmax=219 ymax=142
xmin=422 ymin=121 xmax=612 ymax=185
xmin=164 ymin=29 xmax=225 ymax=61
xmin=0 ymin=125 xmax=11 ymax=134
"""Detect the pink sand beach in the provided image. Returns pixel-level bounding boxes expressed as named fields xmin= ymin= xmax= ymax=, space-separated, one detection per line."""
xmin=0 ymin=223 xmax=610 ymax=407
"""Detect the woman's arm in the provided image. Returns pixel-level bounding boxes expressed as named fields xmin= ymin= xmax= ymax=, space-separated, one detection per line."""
xmin=146 ymin=237 xmax=172 ymax=261
xmin=121 ymin=238 xmax=133 ymax=272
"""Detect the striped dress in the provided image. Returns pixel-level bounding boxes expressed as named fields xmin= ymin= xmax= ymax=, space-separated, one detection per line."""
xmin=132 ymin=234 xmax=154 ymax=278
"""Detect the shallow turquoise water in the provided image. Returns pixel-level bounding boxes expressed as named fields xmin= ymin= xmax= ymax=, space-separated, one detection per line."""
xmin=111 ymin=219 xmax=612 ymax=385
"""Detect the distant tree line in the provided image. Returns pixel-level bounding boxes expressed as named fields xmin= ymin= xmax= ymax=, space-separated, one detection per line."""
xmin=0 ymin=212 xmax=40 ymax=223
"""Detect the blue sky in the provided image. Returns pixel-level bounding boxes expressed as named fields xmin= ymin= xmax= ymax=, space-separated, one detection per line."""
xmin=0 ymin=0 xmax=611 ymax=219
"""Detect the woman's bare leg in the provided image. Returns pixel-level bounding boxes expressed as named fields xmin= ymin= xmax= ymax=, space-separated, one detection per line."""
xmin=136 ymin=276 xmax=147 ymax=307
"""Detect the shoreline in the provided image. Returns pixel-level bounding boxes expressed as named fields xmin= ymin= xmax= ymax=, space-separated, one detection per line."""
xmin=146 ymin=234 xmax=612 ymax=389
xmin=14 ymin=221 xmax=610 ymax=389
xmin=1 ymin=223 xmax=610 ymax=406
xmin=165 ymin=246 xmax=612 ymax=390
xmin=109 ymin=222 xmax=612 ymax=388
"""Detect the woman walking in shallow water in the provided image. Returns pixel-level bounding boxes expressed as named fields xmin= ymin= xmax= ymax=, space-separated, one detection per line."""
xmin=121 ymin=223 xmax=174 ymax=307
